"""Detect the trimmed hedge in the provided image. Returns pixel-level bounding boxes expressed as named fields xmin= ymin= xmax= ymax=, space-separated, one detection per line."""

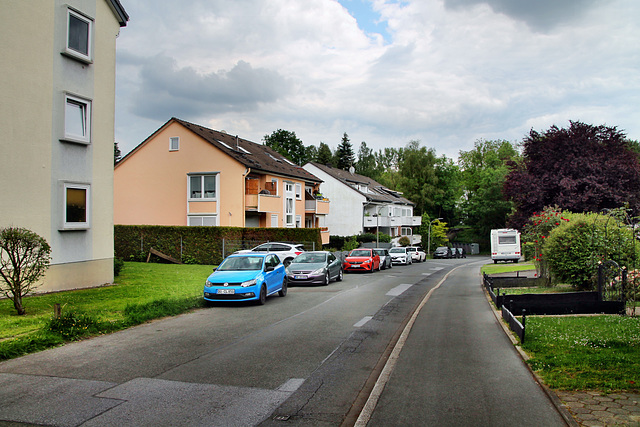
xmin=115 ymin=225 xmax=322 ymax=265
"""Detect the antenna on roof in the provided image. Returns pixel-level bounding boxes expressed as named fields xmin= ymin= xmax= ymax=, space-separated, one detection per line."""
xmin=236 ymin=135 xmax=239 ymax=150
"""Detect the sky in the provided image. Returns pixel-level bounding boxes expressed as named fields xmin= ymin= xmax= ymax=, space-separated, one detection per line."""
xmin=114 ymin=0 xmax=640 ymax=161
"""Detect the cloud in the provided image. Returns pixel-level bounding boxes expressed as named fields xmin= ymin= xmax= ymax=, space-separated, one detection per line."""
xmin=129 ymin=55 xmax=292 ymax=121
xmin=442 ymin=0 xmax=600 ymax=31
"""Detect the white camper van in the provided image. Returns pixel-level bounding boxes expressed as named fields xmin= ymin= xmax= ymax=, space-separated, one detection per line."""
xmin=490 ymin=229 xmax=521 ymax=263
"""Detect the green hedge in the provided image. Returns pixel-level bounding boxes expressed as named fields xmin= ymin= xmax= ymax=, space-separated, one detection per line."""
xmin=115 ymin=225 xmax=322 ymax=265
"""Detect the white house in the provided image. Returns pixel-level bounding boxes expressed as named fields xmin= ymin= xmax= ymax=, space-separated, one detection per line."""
xmin=303 ymin=163 xmax=422 ymax=242
xmin=0 ymin=1 xmax=128 ymax=292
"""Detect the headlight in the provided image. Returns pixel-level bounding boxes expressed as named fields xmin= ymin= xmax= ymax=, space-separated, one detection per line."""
xmin=241 ymin=278 xmax=257 ymax=287
xmin=310 ymin=267 xmax=326 ymax=276
xmin=205 ymin=279 xmax=210 ymax=286
xmin=363 ymin=259 xmax=371 ymax=264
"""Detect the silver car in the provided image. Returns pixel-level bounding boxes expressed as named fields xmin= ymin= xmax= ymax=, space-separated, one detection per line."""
xmin=373 ymin=248 xmax=393 ymax=270
xmin=286 ymin=251 xmax=343 ymax=286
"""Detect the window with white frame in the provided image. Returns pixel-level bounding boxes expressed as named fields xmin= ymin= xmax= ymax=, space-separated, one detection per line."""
xmin=188 ymin=215 xmax=217 ymax=226
xmin=188 ymin=174 xmax=217 ymax=199
xmin=64 ymin=94 xmax=91 ymax=143
xmin=65 ymin=8 xmax=93 ymax=63
xmin=296 ymin=215 xmax=302 ymax=228
xmin=285 ymin=182 xmax=295 ymax=226
xmin=170 ymin=137 xmax=179 ymax=151
xmin=295 ymin=183 xmax=302 ymax=200
xmin=271 ymin=214 xmax=278 ymax=227
xmin=63 ymin=182 xmax=90 ymax=229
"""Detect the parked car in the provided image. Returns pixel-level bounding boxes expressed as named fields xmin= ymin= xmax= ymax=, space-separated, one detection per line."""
xmin=433 ymin=246 xmax=452 ymax=259
xmin=388 ymin=247 xmax=412 ymax=265
xmin=235 ymin=242 xmax=305 ymax=266
xmin=343 ymin=248 xmax=380 ymax=273
xmin=373 ymin=248 xmax=393 ymax=270
xmin=407 ymin=246 xmax=426 ymax=262
xmin=286 ymin=251 xmax=343 ymax=286
xmin=204 ymin=253 xmax=287 ymax=305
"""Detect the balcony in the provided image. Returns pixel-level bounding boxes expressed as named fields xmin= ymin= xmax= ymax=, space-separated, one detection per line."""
xmin=363 ymin=215 xmax=422 ymax=227
xmin=305 ymin=198 xmax=330 ymax=215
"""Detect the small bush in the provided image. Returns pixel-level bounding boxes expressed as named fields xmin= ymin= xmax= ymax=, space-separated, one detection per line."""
xmin=46 ymin=311 xmax=101 ymax=339
xmin=398 ymin=236 xmax=411 ymax=247
xmin=114 ymin=257 xmax=124 ymax=277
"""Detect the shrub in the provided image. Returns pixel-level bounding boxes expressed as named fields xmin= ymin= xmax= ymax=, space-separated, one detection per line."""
xmin=114 ymin=257 xmax=124 ymax=277
xmin=0 ymin=227 xmax=51 ymax=315
xmin=398 ymin=236 xmax=411 ymax=247
xmin=46 ymin=311 xmax=101 ymax=339
xmin=544 ymin=211 xmax=640 ymax=290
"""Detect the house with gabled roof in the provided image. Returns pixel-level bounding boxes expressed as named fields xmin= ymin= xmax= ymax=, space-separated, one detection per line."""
xmin=303 ymin=162 xmax=422 ymax=243
xmin=114 ymin=118 xmax=330 ymax=244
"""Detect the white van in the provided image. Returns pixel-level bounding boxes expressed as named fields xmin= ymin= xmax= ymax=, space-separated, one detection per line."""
xmin=490 ymin=229 xmax=521 ymax=263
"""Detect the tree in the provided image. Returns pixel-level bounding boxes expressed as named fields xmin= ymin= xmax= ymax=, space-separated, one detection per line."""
xmin=317 ymin=142 xmax=334 ymax=166
xmin=396 ymin=140 xmax=438 ymax=216
xmin=458 ymin=139 xmax=519 ymax=240
xmin=114 ymin=142 xmax=122 ymax=165
xmin=0 ymin=227 xmax=51 ymax=315
xmin=355 ymin=141 xmax=379 ymax=179
xmin=433 ymin=156 xmax=463 ymax=225
xmin=303 ymin=145 xmax=318 ymax=164
xmin=504 ymin=121 xmax=640 ymax=229
xmin=335 ymin=132 xmax=355 ymax=170
xmin=263 ymin=129 xmax=306 ymax=165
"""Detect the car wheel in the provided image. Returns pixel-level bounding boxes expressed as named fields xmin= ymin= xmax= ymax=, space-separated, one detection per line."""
xmin=337 ymin=269 xmax=343 ymax=281
xmin=323 ymin=272 xmax=330 ymax=286
xmin=278 ymin=277 xmax=288 ymax=297
xmin=258 ymin=284 xmax=267 ymax=305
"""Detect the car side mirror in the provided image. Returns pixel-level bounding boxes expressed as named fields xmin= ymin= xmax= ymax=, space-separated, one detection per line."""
xmin=265 ymin=265 xmax=275 ymax=272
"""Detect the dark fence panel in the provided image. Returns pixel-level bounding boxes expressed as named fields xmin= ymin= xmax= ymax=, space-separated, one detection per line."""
xmin=501 ymin=306 xmax=525 ymax=343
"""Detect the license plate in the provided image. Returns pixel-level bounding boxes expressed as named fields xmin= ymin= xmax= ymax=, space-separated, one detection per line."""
xmin=351 ymin=265 xmax=360 ymax=268
xmin=294 ymin=275 xmax=308 ymax=280
xmin=217 ymin=289 xmax=235 ymax=295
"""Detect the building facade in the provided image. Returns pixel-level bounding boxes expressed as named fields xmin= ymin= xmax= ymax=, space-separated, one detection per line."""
xmin=114 ymin=118 xmax=330 ymax=243
xmin=0 ymin=1 xmax=128 ymax=292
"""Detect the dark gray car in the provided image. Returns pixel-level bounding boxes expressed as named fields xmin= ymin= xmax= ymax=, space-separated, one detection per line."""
xmin=286 ymin=251 xmax=343 ymax=286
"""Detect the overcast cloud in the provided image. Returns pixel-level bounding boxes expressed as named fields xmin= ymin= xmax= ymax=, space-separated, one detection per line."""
xmin=115 ymin=0 xmax=640 ymax=160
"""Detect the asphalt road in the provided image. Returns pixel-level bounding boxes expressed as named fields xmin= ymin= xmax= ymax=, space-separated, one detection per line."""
xmin=0 ymin=257 xmax=567 ymax=426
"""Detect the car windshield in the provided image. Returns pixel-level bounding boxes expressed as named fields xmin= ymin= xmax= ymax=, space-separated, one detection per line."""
xmin=350 ymin=249 xmax=371 ymax=257
xmin=293 ymin=253 xmax=326 ymax=263
xmin=436 ymin=247 xmax=448 ymax=251
xmin=407 ymin=248 xmax=416 ymax=252
xmin=218 ymin=256 xmax=264 ymax=271
xmin=374 ymin=250 xmax=385 ymax=256
xmin=389 ymin=248 xmax=404 ymax=253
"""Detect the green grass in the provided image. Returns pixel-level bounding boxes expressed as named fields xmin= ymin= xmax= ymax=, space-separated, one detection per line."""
xmin=0 ymin=262 xmax=214 ymax=360
xmin=522 ymin=315 xmax=640 ymax=392
xmin=481 ymin=261 xmax=536 ymax=275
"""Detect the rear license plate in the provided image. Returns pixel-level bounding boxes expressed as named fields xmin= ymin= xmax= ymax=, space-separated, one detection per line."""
xmin=294 ymin=275 xmax=308 ymax=280
xmin=217 ymin=289 xmax=235 ymax=295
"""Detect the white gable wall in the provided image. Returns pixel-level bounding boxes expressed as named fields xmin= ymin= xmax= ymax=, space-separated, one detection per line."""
xmin=304 ymin=164 xmax=365 ymax=236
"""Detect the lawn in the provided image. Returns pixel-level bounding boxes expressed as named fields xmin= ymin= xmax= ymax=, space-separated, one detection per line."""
xmin=480 ymin=261 xmax=536 ymax=275
xmin=0 ymin=262 xmax=214 ymax=360
xmin=523 ymin=315 xmax=640 ymax=392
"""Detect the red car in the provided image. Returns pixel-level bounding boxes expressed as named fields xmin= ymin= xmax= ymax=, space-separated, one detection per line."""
xmin=343 ymin=248 xmax=380 ymax=273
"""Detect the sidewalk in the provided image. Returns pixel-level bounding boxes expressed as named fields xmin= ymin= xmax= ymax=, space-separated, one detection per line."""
xmin=487 ymin=271 xmax=640 ymax=427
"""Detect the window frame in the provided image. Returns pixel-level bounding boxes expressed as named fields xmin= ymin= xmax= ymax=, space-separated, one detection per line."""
xmin=63 ymin=93 xmax=92 ymax=144
xmin=187 ymin=215 xmax=217 ymax=227
xmin=187 ymin=173 xmax=218 ymax=200
xmin=64 ymin=8 xmax=93 ymax=63
xmin=170 ymin=137 xmax=180 ymax=151
xmin=61 ymin=182 xmax=91 ymax=230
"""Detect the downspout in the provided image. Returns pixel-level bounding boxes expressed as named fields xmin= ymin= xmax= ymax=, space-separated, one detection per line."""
xmin=242 ymin=168 xmax=251 ymax=227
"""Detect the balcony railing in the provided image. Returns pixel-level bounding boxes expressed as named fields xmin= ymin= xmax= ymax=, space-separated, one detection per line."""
xmin=363 ymin=215 xmax=422 ymax=227
xmin=305 ymin=199 xmax=330 ymax=215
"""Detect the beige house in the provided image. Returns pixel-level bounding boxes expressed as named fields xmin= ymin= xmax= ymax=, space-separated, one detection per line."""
xmin=0 ymin=1 xmax=128 ymax=292
xmin=114 ymin=118 xmax=330 ymax=244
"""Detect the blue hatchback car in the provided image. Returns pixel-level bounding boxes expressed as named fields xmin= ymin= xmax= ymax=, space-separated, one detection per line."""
xmin=204 ymin=253 xmax=287 ymax=305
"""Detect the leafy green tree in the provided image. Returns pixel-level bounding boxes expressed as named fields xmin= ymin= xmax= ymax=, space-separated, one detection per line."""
xmin=317 ymin=142 xmax=334 ymax=166
xmin=263 ymin=129 xmax=306 ymax=165
xmin=303 ymin=144 xmax=318 ymax=164
xmin=0 ymin=227 xmax=51 ymax=315
xmin=355 ymin=141 xmax=379 ymax=179
xmin=504 ymin=121 xmax=640 ymax=229
xmin=458 ymin=139 xmax=519 ymax=240
xmin=396 ymin=140 xmax=438 ymax=216
xmin=336 ymin=132 xmax=356 ymax=170
xmin=434 ymin=156 xmax=462 ymax=225
xmin=375 ymin=147 xmax=402 ymax=189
